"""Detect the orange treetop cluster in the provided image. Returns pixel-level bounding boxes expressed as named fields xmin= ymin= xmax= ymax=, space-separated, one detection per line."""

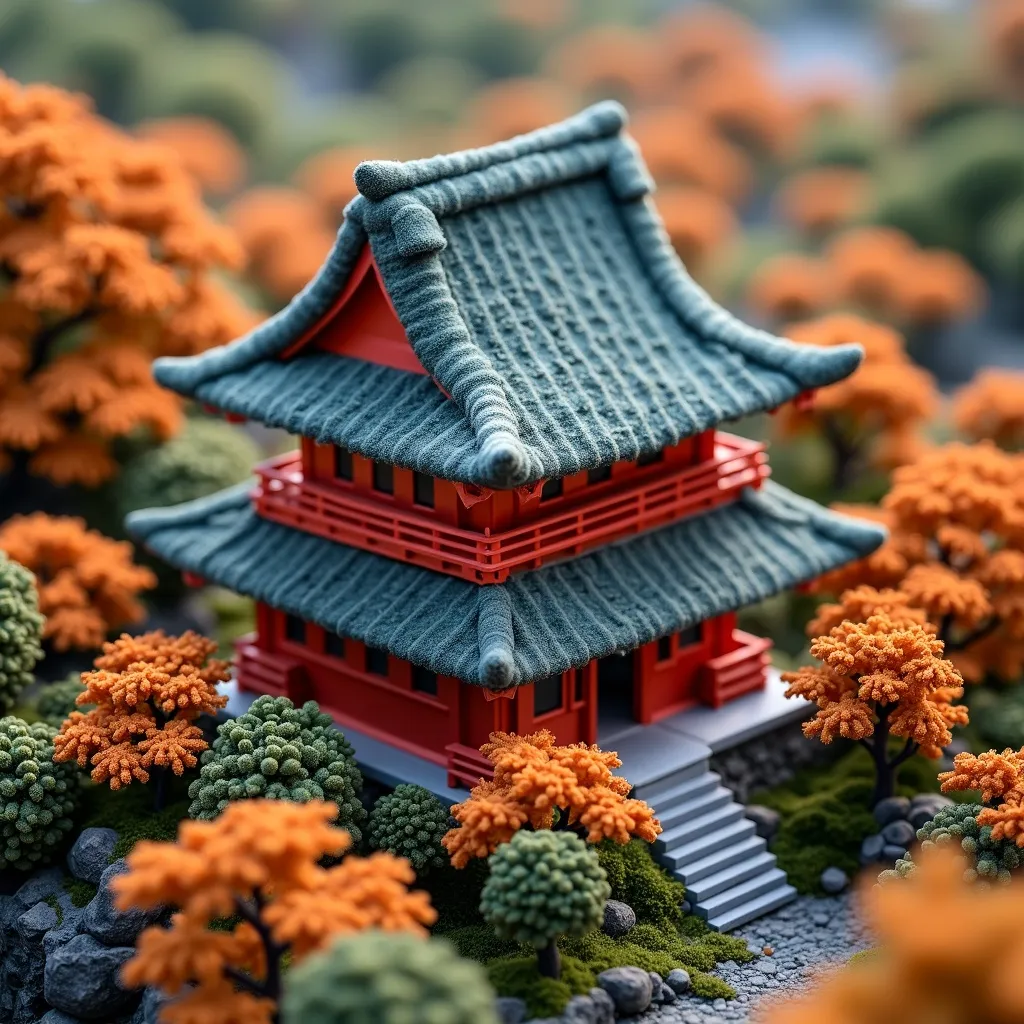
xmin=953 ymin=369 xmax=1024 ymax=450
xmin=442 ymin=729 xmax=661 ymax=869
xmin=0 ymin=74 xmax=256 ymax=486
xmin=115 ymin=799 xmax=435 ymax=1024
xmin=52 ymin=631 xmax=229 ymax=800
xmin=940 ymin=748 xmax=1024 ymax=849
xmin=0 ymin=513 xmax=155 ymax=651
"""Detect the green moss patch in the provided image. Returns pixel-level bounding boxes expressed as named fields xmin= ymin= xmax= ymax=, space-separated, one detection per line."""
xmin=63 ymin=877 xmax=98 ymax=908
xmin=597 ymin=838 xmax=686 ymax=930
xmin=78 ymin=778 xmax=191 ymax=861
xmin=485 ymin=956 xmax=594 ymax=1019
xmin=44 ymin=893 xmax=64 ymax=926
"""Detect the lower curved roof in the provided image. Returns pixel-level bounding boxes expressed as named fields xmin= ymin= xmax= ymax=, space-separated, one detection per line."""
xmin=126 ymin=481 xmax=885 ymax=689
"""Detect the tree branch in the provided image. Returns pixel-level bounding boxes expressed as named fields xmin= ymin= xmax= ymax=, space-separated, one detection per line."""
xmin=946 ymin=617 xmax=1001 ymax=653
xmin=28 ymin=307 xmax=97 ymax=375
xmin=887 ymin=738 xmax=920 ymax=770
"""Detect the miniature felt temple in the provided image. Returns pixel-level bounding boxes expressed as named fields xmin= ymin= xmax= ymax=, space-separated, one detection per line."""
xmin=128 ymin=103 xmax=885 ymax=792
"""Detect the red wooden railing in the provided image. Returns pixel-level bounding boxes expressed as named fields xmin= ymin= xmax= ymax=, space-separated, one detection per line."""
xmin=235 ymin=637 xmax=312 ymax=703
xmin=444 ymin=742 xmax=495 ymax=790
xmin=252 ymin=432 xmax=769 ymax=584
xmin=699 ymin=629 xmax=772 ymax=709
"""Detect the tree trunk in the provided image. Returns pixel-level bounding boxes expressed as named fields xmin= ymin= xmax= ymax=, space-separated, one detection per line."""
xmin=867 ymin=712 xmax=894 ymax=808
xmin=537 ymin=941 xmax=561 ymax=981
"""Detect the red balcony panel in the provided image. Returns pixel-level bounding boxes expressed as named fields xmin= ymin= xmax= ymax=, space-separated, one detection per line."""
xmin=252 ymin=432 xmax=770 ymax=584
xmin=445 ymin=742 xmax=495 ymax=790
xmin=699 ymin=629 xmax=772 ymax=709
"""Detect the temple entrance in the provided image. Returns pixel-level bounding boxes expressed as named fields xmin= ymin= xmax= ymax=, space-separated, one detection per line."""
xmin=597 ymin=649 xmax=637 ymax=741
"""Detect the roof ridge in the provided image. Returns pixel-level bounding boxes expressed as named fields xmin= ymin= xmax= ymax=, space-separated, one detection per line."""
xmin=353 ymin=101 xmax=627 ymax=202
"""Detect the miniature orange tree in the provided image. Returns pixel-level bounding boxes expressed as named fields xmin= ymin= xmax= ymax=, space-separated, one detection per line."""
xmin=114 ymin=799 xmax=436 ymax=1024
xmin=814 ymin=442 xmax=1024 ymax=683
xmin=0 ymin=73 xmax=255 ymax=489
xmin=772 ymin=314 xmax=939 ymax=495
xmin=940 ymin=748 xmax=1024 ymax=850
xmin=782 ymin=611 xmax=968 ymax=806
xmin=953 ymin=369 xmax=1024 ymax=450
xmin=442 ymin=730 xmax=661 ymax=869
xmin=0 ymin=513 xmax=155 ymax=651
xmin=759 ymin=844 xmax=1024 ymax=1024
xmin=53 ymin=631 xmax=229 ymax=809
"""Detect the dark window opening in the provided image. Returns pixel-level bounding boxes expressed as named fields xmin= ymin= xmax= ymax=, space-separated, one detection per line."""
xmin=366 ymin=647 xmax=389 ymax=676
xmin=573 ymin=669 xmax=584 ymax=703
xmin=678 ymin=624 xmax=703 ymax=649
xmin=412 ymin=665 xmax=438 ymax=695
xmin=534 ymin=674 xmax=563 ymax=716
xmin=325 ymin=631 xmax=345 ymax=659
xmin=334 ymin=446 xmax=353 ymax=481
xmin=636 ymin=449 xmax=664 ymax=467
xmin=657 ymin=635 xmax=672 ymax=661
xmin=541 ymin=477 xmax=563 ymax=501
xmin=587 ymin=465 xmax=612 ymax=485
xmin=413 ymin=472 xmax=435 ymax=508
xmin=284 ymin=614 xmax=306 ymax=645
xmin=373 ymin=461 xmax=394 ymax=495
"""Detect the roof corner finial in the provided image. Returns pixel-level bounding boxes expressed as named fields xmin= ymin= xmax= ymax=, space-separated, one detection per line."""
xmin=354 ymin=159 xmax=409 ymax=202
xmin=476 ymin=434 xmax=528 ymax=489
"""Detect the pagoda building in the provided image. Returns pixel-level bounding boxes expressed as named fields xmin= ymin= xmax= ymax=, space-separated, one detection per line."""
xmin=128 ymin=104 xmax=885 ymax=930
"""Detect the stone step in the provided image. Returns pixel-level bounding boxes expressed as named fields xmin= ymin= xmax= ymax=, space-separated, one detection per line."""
xmin=655 ymin=803 xmax=745 ymax=851
xmin=632 ymin=758 xmax=712 ymax=803
xmin=683 ymin=850 xmax=779 ymax=903
xmin=634 ymin=770 xmax=721 ymax=810
xmin=662 ymin=833 xmax=766 ymax=884
xmin=656 ymin=785 xmax=735 ymax=831
xmin=694 ymin=867 xmax=789 ymax=920
xmin=657 ymin=818 xmax=757 ymax=870
xmin=706 ymin=882 xmax=798 ymax=933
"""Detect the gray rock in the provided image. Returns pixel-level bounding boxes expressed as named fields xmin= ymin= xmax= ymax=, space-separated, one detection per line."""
xmin=872 ymin=796 xmax=911 ymax=827
xmin=597 ymin=966 xmax=653 ymax=1016
xmin=881 ymin=820 xmax=917 ymax=848
xmin=680 ymin=899 xmax=691 ymax=915
xmin=13 ymin=868 xmax=64 ymax=911
xmin=38 ymin=1011 xmax=82 ymax=1024
xmin=44 ymin=933 xmax=138 ymax=1019
xmin=587 ymin=987 xmax=616 ymax=1024
xmin=665 ymin=967 xmax=691 ymax=994
xmin=909 ymin=807 xmax=940 ymax=830
xmin=911 ymin=793 xmax=953 ymax=812
xmin=883 ymin=844 xmax=908 ymax=862
xmin=601 ymin=899 xmax=636 ymax=938
xmin=658 ymin=982 xmax=678 ymax=1004
xmin=43 ymin=904 xmax=86 ymax=957
xmin=83 ymin=860 xmax=163 ymax=947
xmin=17 ymin=901 xmax=57 ymax=943
xmin=495 ymin=995 xmax=527 ymax=1024
xmin=820 ymin=867 xmax=849 ymax=894
xmin=647 ymin=970 xmax=663 ymax=994
xmin=745 ymin=804 xmax=781 ymax=841
xmin=67 ymin=828 xmax=119 ymax=885
xmin=859 ymin=833 xmax=886 ymax=864
xmin=129 ymin=987 xmax=169 ymax=1024
xmin=563 ymin=993 xmax=599 ymax=1023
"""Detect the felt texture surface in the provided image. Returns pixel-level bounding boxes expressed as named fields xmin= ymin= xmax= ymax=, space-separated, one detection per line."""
xmin=127 ymin=482 xmax=885 ymax=689
xmin=154 ymin=102 xmax=862 ymax=488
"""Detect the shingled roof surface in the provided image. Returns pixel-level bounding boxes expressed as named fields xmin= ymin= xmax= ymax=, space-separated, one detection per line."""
xmin=155 ymin=103 xmax=861 ymax=489
xmin=127 ymin=482 xmax=885 ymax=689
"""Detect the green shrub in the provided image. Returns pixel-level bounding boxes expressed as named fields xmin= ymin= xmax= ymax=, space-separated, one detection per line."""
xmin=436 ymin=924 xmax=526 ymax=964
xmin=596 ymin=838 xmax=686 ymax=928
xmin=281 ymin=931 xmax=498 ymax=1024
xmin=188 ymin=696 xmax=365 ymax=841
xmin=423 ymin=859 xmax=490 ymax=932
xmin=0 ymin=553 xmax=44 ymax=716
xmin=368 ymin=783 xmax=449 ymax=875
xmin=0 ymin=717 xmax=78 ymax=870
xmin=35 ymin=675 xmax=90 ymax=728
xmin=983 ymin=198 xmax=1024 ymax=287
xmin=485 ymin=956 xmax=593 ymax=1019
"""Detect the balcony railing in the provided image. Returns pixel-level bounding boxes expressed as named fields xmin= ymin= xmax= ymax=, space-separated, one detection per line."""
xmin=699 ymin=629 xmax=772 ymax=708
xmin=253 ymin=432 xmax=769 ymax=584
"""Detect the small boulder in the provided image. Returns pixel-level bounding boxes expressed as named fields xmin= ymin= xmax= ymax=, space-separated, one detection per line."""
xmin=647 ymin=971 xmax=663 ymax=995
xmin=745 ymin=804 xmax=781 ymax=841
xmin=563 ymin=993 xmax=599 ymax=1023
xmin=820 ymin=866 xmax=849 ymax=894
xmin=38 ymin=1011 xmax=82 ymax=1024
xmin=597 ymin=966 xmax=653 ymax=1016
xmin=859 ymin=833 xmax=885 ymax=865
xmin=588 ymin=986 xmax=616 ymax=1024
xmin=83 ymin=860 xmax=164 ymax=947
xmin=601 ymin=899 xmax=636 ymax=938
xmin=680 ymin=899 xmax=691 ymax=915
xmin=881 ymin=820 xmax=917 ymax=848
xmin=17 ymin=901 xmax=58 ymax=944
xmin=665 ymin=967 xmax=691 ymax=994
xmin=494 ymin=995 xmax=528 ymax=1024
xmin=67 ymin=828 xmax=119 ymax=885
xmin=883 ymin=844 xmax=908 ymax=862
xmin=658 ymin=982 xmax=678 ymax=1004
xmin=129 ymin=987 xmax=170 ymax=1024
xmin=13 ymin=868 xmax=64 ymax=911
xmin=44 ymin=933 xmax=138 ymax=1020
xmin=872 ymin=796 xmax=911 ymax=827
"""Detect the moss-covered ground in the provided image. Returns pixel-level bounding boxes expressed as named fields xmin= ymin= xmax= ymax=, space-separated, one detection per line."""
xmin=430 ymin=838 xmax=754 ymax=1017
xmin=750 ymin=743 xmax=967 ymax=895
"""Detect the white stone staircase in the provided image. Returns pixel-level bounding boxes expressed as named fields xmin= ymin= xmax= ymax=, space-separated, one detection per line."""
xmin=629 ymin=752 xmax=796 ymax=932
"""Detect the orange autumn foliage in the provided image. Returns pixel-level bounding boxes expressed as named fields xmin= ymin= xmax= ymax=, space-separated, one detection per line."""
xmin=806 ymin=585 xmax=932 ymax=638
xmin=783 ymin=612 xmax=967 ymax=804
xmin=0 ymin=513 xmax=154 ymax=650
xmin=0 ymin=74 xmax=257 ymax=486
xmin=443 ymin=730 xmax=661 ymax=869
xmin=940 ymin=747 xmax=1024 ymax=849
xmin=656 ymin=185 xmax=737 ymax=271
xmin=460 ymin=78 xmax=576 ymax=148
xmin=53 ymin=631 xmax=229 ymax=794
xmin=136 ymin=117 xmax=248 ymax=197
xmin=292 ymin=145 xmax=370 ymax=223
xmin=115 ymin=800 xmax=435 ymax=1024
xmin=775 ymin=167 xmax=871 ymax=234
xmin=746 ymin=253 xmax=838 ymax=322
xmin=953 ymin=369 xmax=1024 ymax=449
xmin=759 ymin=845 xmax=1024 ymax=1024
xmin=657 ymin=4 xmax=766 ymax=86
xmin=983 ymin=0 xmax=1024 ymax=96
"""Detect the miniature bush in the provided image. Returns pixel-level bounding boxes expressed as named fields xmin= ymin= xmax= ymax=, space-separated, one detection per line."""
xmin=35 ymin=675 xmax=91 ymax=728
xmin=281 ymin=931 xmax=499 ymax=1024
xmin=187 ymin=694 xmax=366 ymax=842
xmin=0 ymin=716 xmax=79 ymax=871
xmin=0 ymin=552 xmax=44 ymax=715
xmin=485 ymin=956 xmax=593 ymax=1020
xmin=481 ymin=829 xmax=609 ymax=980
xmin=368 ymin=783 xmax=449 ymax=875
xmin=596 ymin=838 xmax=686 ymax=929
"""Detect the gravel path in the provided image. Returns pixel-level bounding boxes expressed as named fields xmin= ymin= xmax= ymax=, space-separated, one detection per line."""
xmin=628 ymin=894 xmax=872 ymax=1023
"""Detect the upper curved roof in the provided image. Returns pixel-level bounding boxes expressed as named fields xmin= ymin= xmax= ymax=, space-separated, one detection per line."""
xmin=155 ymin=102 xmax=861 ymax=489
